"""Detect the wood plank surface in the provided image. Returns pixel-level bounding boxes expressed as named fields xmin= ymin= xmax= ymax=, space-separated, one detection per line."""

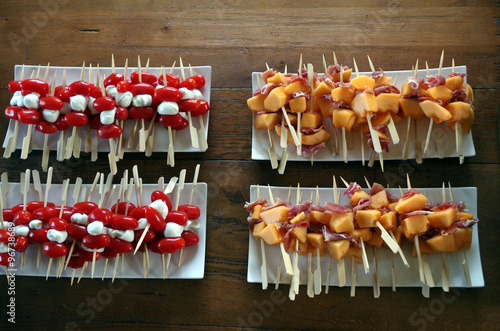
xmin=0 ymin=1 xmax=499 ymax=330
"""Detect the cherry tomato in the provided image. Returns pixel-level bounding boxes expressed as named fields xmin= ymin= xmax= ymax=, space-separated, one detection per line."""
xmin=43 ymin=241 xmax=68 ymax=258
xmin=88 ymin=115 xmax=102 ymax=130
xmin=15 ymin=236 xmax=29 ymax=252
xmin=134 ymin=228 xmax=155 ymax=243
xmin=103 ymin=73 xmax=125 ymax=87
xmin=178 ymin=205 xmax=201 ymax=219
xmin=109 ymin=238 xmax=133 ymax=254
xmin=13 ymin=210 xmax=32 ymax=226
xmin=67 ymin=223 xmax=88 ymax=240
xmin=18 ymin=109 xmax=42 ymax=124
xmin=0 ymin=229 xmax=12 ymax=243
xmin=128 ymin=206 xmax=147 ymax=219
xmin=133 ymin=241 xmax=145 ymax=253
xmin=173 ymin=117 xmax=189 ymax=131
xmin=145 ymin=206 xmax=166 ymax=231
xmin=67 ymin=255 xmax=85 ymax=269
xmin=116 ymin=80 xmax=131 ymax=93
xmin=73 ymin=201 xmax=98 ymax=215
xmin=190 ymin=100 xmax=210 ymax=117
xmin=157 ymin=237 xmax=185 ymax=254
xmin=48 ymin=217 xmax=68 ymax=231
xmin=148 ymin=238 xmax=162 ymax=254
xmin=115 ymin=106 xmax=128 ymax=121
xmin=111 ymin=202 xmax=136 ymax=215
xmin=154 ymin=87 xmax=182 ymax=102
xmin=2 ymin=209 xmax=14 ymax=222
xmin=93 ymin=96 xmax=115 ymax=112
xmin=5 ymin=106 xmax=22 ymax=120
xmin=39 ymin=96 xmax=63 ymax=110
xmin=181 ymin=230 xmax=199 ymax=247
xmin=56 ymin=88 xmax=74 ymax=102
xmin=111 ymin=214 xmax=138 ymax=230
xmin=21 ymin=79 xmax=49 ymax=96
xmin=55 ymin=116 xmax=69 ymax=131
xmin=89 ymin=86 xmax=103 ymax=99
xmin=79 ymin=248 xmax=101 ymax=262
xmin=31 ymin=206 xmax=57 ymax=223
xmin=68 ymin=80 xmax=92 ymax=96
xmin=158 ymin=114 xmax=183 ymax=128
xmin=130 ymin=72 xmax=157 ymax=85
xmin=88 ymin=208 xmax=112 ymax=225
xmin=98 ymin=124 xmax=122 ymax=139
xmin=0 ymin=253 xmax=10 ymax=267
xmin=151 ymin=191 xmax=173 ymax=211
xmin=191 ymin=75 xmax=206 ymax=89
xmin=55 ymin=206 xmax=73 ymax=222
xmin=11 ymin=204 xmax=25 ymax=214
xmin=36 ymin=121 xmax=58 ymax=134
xmin=8 ymin=80 xmax=22 ymax=93
xmin=166 ymin=210 xmax=188 ymax=226
xmin=102 ymin=246 xmax=118 ymax=258
xmin=179 ymin=78 xmax=197 ymax=90
xmin=178 ymin=99 xmax=200 ymax=112
xmin=130 ymin=83 xmax=155 ymax=96
xmin=64 ymin=112 xmax=88 ymax=127
xmin=27 ymin=201 xmax=51 ymax=212
xmin=82 ymin=234 xmax=110 ymax=249
xmin=158 ymin=74 xmax=180 ymax=88
xmin=28 ymin=228 xmax=49 ymax=244
xmin=129 ymin=106 xmax=154 ymax=119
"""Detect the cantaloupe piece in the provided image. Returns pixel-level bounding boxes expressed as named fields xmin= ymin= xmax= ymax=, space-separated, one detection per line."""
xmin=412 ymin=237 xmax=434 ymax=256
xmin=419 ymin=100 xmax=452 ymax=124
xmin=259 ymin=223 xmax=282 ymax=245
xmin=252 ymin=221 xmax=266 ymax=240
xmin=317 ymin=98 xmax=335 ymax=118
xmin=401 ymin=214 xmax=428 ymax=238
xmin=326 ymin=240 xmax=350 ymax=261
xmin=399 ymin=98 xmax=424 ymax=120
xmin=290 ymin=211 xmax=306 ymax=224
xmin=379 ymin=211 xmax=397 ymax=231
xmin=370 ymin=190 xmax=389 ymax=209
xmin=302 ymin=112 xmax=322 ymax=128
xmin=254 ymin=113 xmax=281 ymax=130
xmin=301 ymin=128 xmax=330 ymax=146
xmin=400 ymin=81 xmax=424 ymax=96
xmin=289 ymin=97 xmax=307 ymax=113
xmin=285 ymin=80 xmax=311 ymax=94
xmin=370 ymin=111 xmax=391 ymax=127
xmin=291 ymin=226 xmax=308 ymax=244
xmin=394 ymin=193 xmax=428 ymax=214
xmin=458 ymin=211 xmax=474 ymax=221
xmin=331 ymin=68 xmax=352 ymax=83
xmin=309 ymin=211 xmax=332 ymax=225
xmin=349 ymin=190 xmax=370 ymax=206
xmin=388 ymin=201 xmax=398 ymax=210
xmin=332 ymin=109 xmax=356 ymax=131
xmin=351 ymin=92 xmax=378 ymax=118
xmin=454 ymin=227 xmax=472 ymax=250
xmin=351 ymin=114 xmax=369 ymax=132
xmin=259 ymin=206 xmax=290 ymax=225
xmin=252 ymin=204 xmax=263 ymax=220
xmin=329 ymin=212 xmax=355 ymax=233
xmin=446 ymin=101 xmax=474 ymax=134
xmin=425 ymin=85 xmax=452 ymax=104
xmin=264 ymin=86 xmax=290 ymax=112
xmin=367 ymin=229 xmax=383 ymax=247
xmin=426 ymin=208 xmax=457 ymax=228
xmin=376 ymin=93 xmax=400 ymax=114
xmin=247 ymin=94 xmax=267 ymax=112
xmin=307 ymin=233 xmax=326 ymax=249
xmin=356 ymin=209 xmax=381 ymax=228
xmin=374 ymin=75 xmax=392 ymax=87
xmin=275 ymin=125 xmax=295 ymax=146
xmin=266 ymin=72 xmax=287 ymax=85
xmin=445 ymin=75 xmax=463 ymax=91
xmin=350 ymin=75 xmax=375 ymax=91
xmin=331 ymin=86 xmax=355 ymax=105
xmin=426 ymin=234 xmax=456 ymax=252
xmin=349 ymin=228 xmax=372 ymax=241
xmin=347 ymin=246 xmax=363 ymax=264
xmin=463 ymin=84 xmax=473 ymax=103
xmin=312 ymin=81 xmax=333 ymax=97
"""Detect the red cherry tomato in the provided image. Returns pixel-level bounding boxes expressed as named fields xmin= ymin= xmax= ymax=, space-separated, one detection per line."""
xmin=88 ymin=208 xmax=112 ymax=225
xmin=111 ymin=214 xmax=138 ymax=230
xmin=178 ymin=99 xmax=200 ymax=112
xmin=158 ymin=74 xmax=180 ymax=88
xmin=115 ymin=106 xmax=128 ymax=121
xmin=130 ymin=72 xmax=158 ymax=85
xmin=129 ymin=106 xmax=154 ymax=119
xmin=13 ymin=210 xmax=32 ymax=226
xmin=18 ymin=109 xmax=42 ymax=124
xmin=190 ymin=100 xmax=210 ymax=117
xmin=154 ymin=87 xmax=183 ymax=102
xmin=73 ymin=201 xmax=98 ymax=215
xmin=173 ymin=117 xmax=189 ymax=131
xmin=55 ymin=206 xmax=73 ymax=222
xmin=133 ymin=241 xmax=145 ymax=253
xmin=103 ymin=73 xmax=125 ymax=87
xmin=109 ymin=238 xmax=133 ymax=254
xmin=56 ymin=88 xmax=74 ymax=102
xmin=93 ymin=96 xmax=116 ymax=112
xmin=8 ymin=80 xmax=22 ymax=93
xmin=39 ymin=96 xmax=63 ymax=110
xmin=179 ymin=78 xmax=197 ymax=90
xmin=191 ymin=75 xmax=206 ymax=89
xmin=151 ymin=191 xmax=173 ymax=211
xmin=79 ymin=248 xmax=101 ymax=262
xmin=67 ymin=255 xmax=85 ymax=269
xmin=98 ymin=124 xmax=122 ymax=139
xmin=21 ymin=79 xmax=49 ymax=96
xmin=130 ymin=83 xmax=155 ymax=96
xmin=15 ymin=236 xmax=29 ymax=252
xmin=5 ymin=106 xmax=22 ymax=120
xmin=111 ymin=202 xmax=136 ymax=215
xmin=31 ymin=206 xmax=57 ymax=223
xmin=145 ymin=206 xmax=166 ymax=231
xmin=64 ymin=112 xmax=88 ymax=127
xmin=116 ymin=80 xmax=131 ymax=93
xmin=0 ymin=229 xmax=12 ymax=243
xmin=36 ymin=121 xmax=58 ymax=134
xmin=102 ymin=246 xmax=118 ymax=259
xmin=134 ymin=228 xmax=155 ymax=243
xmin=148 ymin=238 xmax=162 ymax=254
xmin=28 ymin=228 xmax=49 ymax=244
xmin=87 ymin=115 xmax=102 ymax=130
xmin=55 ymin=116 xmax=69 ymax=131
xmin=11 ymin=204 xmax=25 ymax=214
xmin=128 ymin=206 xmax=147 ymax=219
xmin=0 ymin=253 xmax=11 ymax=267
xmin=89 ymin=87 xmax=103 ymax=99
xmin=166 ymin=210 xmax=188 ymax=226
xmin=27 ymin=201 xmax=48 ymax=212
xmin=43 ymin=241 xmax=68 ymax=258
xmin=68 ymin=80 xmax=92 ymax=96
xmin=181 ymin=230 xmax=199 ymax=247
xmin=2 ymin=209 xmax=14 ymax=222
xmin=158 ymin=114 xmax=183 ymax=128
xmin=67 ymin=223 xmax=88 ymax=240
xmin=48 ymin=217 xmax=68 ymax=231
xmin=157 ymin=237 xmax=185 ymax=254
xmin=178 ymin=205 xmax=201 ymax=219
xmin=82 ymin=234 xmax=110 ymax=249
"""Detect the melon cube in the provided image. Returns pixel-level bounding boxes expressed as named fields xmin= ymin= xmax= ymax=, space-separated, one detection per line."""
xmin=454 ymin=227 xmax=472 ymax=249
xmin=290 ymin=211 xmax=306 ymax=224
xmin=326 ymin=240 xmax=350 ymax=261
xmin=395 ymin=194 xmax=428 ymax=214
xmin=426 ymin=234 xmax=456 ymax=252
xmin=307 ymin=233 xmax=326 ymax=249
xmin=458 ymin=211 xmax=474 ymax=221
xmin=317 ymin=98 xmax=335 ymax=118
xmin=252 ymin=221 xmax=266 ymax=240
xmin=350 ymin=75 xmax=375 ymax=91
xmin=347 ymin=247 xmax=363 ymax=264
xmin=374 ymin=75 xmax=392 ymax=87
xmin=309 ymin=211 xmax=332 ymax=225
xmin=400 ymin=98 xmax=424 ymax=120
xmin=425 ymin=85 xmax=452 ymax=104
xmin=349 ymin=228 xmax=372 ymax=241
xmin=289 ymin=97 xmax=307 ymax=113
xmin=312 ymin=81 xmax=333 ymax=97
xmin=302 ymin=112 xmax=323 ymax=128
xmin=254 ymin=113 xmax=280 ymax=130
xmin=426 ymin=208 xmax=458 ymax=228
xmin=370 ymin=190 xmax=389 ymax=209
xmin=349 ymin=190 xmax=370 ymax=206
xmin=264 ymin=86 xmax=290 ymax=112
xmin=266 ymin=72 xmax=287 ymax=85
xmin=291 ymin=226 xmax=308 ymax=244
xmin=356 ymin=209 xmax=381 ymax=228
xmin=259 ymin=223 xmax=281 ymax=245
xmin=332 ymin=109 xmax=356 ymax=131
xmin=412 ymin=237 xmax=434 ymax=256
xmin=247 ymin=94 xmax=267 ymax=112
xmin=379 ymin=211 xmax=397 ymax=231
xmin=376 ymin=93 xmax=400 ymax=114
xmin=329 ymin=212 xmax=355 ymax=233
xmin=251 ymin=204 xmax=263 ymax=220
xmin=401 ymin=214 xmax=428 ymax=238
xmin=331 ymin=68 xmax=352 ymax=83
xmin=351 ymin=92 xmax=378 ymax=118
xmin=445 ymin=75 xmax=463 ymax=91
xmin=285 ymin=80 xmax=311 ymax=94
xmin=367 ymin=229 xmax=383 ymax=247
xmin=259 ymin=206 xmax=290 ymax=225
xmin=301 ymin=128 xmax=330 ymax=146
xmin=420 ymin=100 xmax=452 ymax=124
xmin=331 ymin=86 xmax=355 ymax=104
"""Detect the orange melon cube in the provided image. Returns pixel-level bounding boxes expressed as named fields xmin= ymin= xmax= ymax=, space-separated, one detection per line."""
xmin=445 ymin=75 xmax=463 ymax=91
xmin=291 ymin=226 xmax=308 ymax=244
xmin=290 ymin=211 xmax=306 ymax=224
xmin=301 ymin=128 xmax=330 ymax=146
xmin=247 ymin=94 xmax=267 ymax=112
xmin=401 ymin=214 xmax=428 ymax=238
xmin=317 ymin=98 xmax=335 ymax=118
xmin=350 ymin=75 xmax=375 ymax=91
xmin=412 ymin=237 xmax=435 ymax=256
xmin=285 ymin=80 xmax=311 ymax=94
xmin=351 ymin=115 xmax=369 ymax=132
xmin=349 ymin=228 xmax=372 ymax=241
xmin=309 ymin=211 xmax=332 ymax=225
xmin=374 ymin=75 xmax=392 ymax=87
xmin=389 ymin=202 xmax=398 ymax=210
xmin=463 ymin=84 xmax=473 ymax=102
xmin=426 ymin=234 xmax=456 ymax=252
xmin=420 ymin=100 xmax=452 ymax=124
xmin=259 ymin=223 xmax=282 ymax=245
xmin=254 ymin=113 xmax=281 ymax=130
xmin=370 ymin=190 xmax=390 ymax=209
xmin=400 ymin=81 xmax=424 ymax=96
xmin=252 ymin=204 xmax=263 ymax=220
xmin=347 ymin=247 xmax=363 ymax=264
xmin=259 ymin=206 xmax=290 ymax=225
xmin=426 ymin=208 xmax=458 ymax=228
xmin=266 ymin=72 xmax=287 ymax=85
xmin=376 ymin=93 xmax=400 ymax=114
xmin=264 ymin=86 xmax=290 ymax=112
xmin=331 ymin=86 xmax=355 ymax=105
xmin=289 ymin=97 xmax=307 ymax=113
xmin=274 ymin=125 xmax=295 ymax=146
xmin=326 ymin=240 xmax=350 ymax=261
xmin=454 ymin=227 xmax=473 ymax=249
xmin=349 ymin=190 xmax=370 ymax=206
xmin=446 ymin=101 xmax=472 ymax=123
xmin=379 ymin=211 xmax=397 ymax=231
xmin=312 ymin=81 xmax=333 ymax=97
xmin=399 ymin=98 xmax=424 ymax=120
xmin=331 ymin=68 xmax=352 ymax=83
xmin=458 ymin=211 xmax=474 ymax=221
xmin=371 ymin=112 xmax=391 ymax=127
xmin=351 ymin=92 xmax=378 ymax=118
xmin=356 ymin=209 xmax=381 ymax=228
xmin=367 ymin=229 xmax=383 ymax=247
xmin=332 ymin=109 xmax=356 ymax=131
xmin=425 ymin=85 xmax=452 ymax=104
xmin=307 ymin=233 xmax=326 ymax=249
xmin=252 ymin=221 xmax=266 ymax=240
xmin=329 ymin=212 xmax=355 ymax=233
xmin=395 ymin=193 xmax=428 ymax=214
xmin=301 ymin=112 xmax=323 ymax=129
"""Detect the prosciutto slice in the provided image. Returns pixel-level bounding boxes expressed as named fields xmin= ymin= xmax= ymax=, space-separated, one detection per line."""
xmin=399 ymin=210 xmax=433 ymax=221
xmin=287 ymin=199 xmax=313 ymax=218
xmin=373 ymin=85 xmax=400 ymax=96
xmin=425 ymin=75 xmax=446 ymax=88
xmin=244 ymin=198 xmax=268 ymax=212
xmin=247 ymin=217 xmax=263 ymax=231
xmin=344 ymin=182 xmax=362 ymax=198
xmin=279 ymin=220 xmax=310 ymax=251
xmin=261 ymin=197 xmax=289 ymax=211
xmin=402 ymin=188 xmax=420 ymax=200
xmin=369 ymin=183 xmax=385 ymax=196
xmin=325 ymin=202 xmax=351 ymax=214
xmin=406 ymin=76 xmax=425 ymax=90
xmin=352 ymin=197 xmax=372 ymax=213
xmin=450 ymin=88 xmax=469 ymax=103
xmin=262 ymin=69 xmax=277 ymax=82
xmin=301 ymin=143 xmax=326 ymax=158
xmin=322 ymin=226 xmax=360 ymax=247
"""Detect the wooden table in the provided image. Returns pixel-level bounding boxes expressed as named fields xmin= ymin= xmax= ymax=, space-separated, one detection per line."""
xmin=0 ymin=1 xmax=499 ymax=329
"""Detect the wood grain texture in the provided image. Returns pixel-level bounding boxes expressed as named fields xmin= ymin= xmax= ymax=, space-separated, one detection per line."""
xmin=0 ymin=0 xmax=499 ymax=330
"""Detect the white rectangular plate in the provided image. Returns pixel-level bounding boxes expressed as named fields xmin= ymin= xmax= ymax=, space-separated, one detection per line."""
xmin=247 ymin=185 xmax=484 ymax=287
xmin=0 ymin=182 xmax=207 ymax=279
xmin=251 ymin=66 xmax=475 ymax=162
xmin=4 ymin=65 xmax=211 ymax=153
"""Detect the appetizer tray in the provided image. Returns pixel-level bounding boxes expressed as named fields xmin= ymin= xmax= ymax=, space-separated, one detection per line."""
xmin=0 ymin=182 xmax=207 ymax=279
xmin=3 ymin=65 xmax=212 ymax=153
xmin=247 ymin=185 xmax=484 ymax=287
xmin=251 ymin=66 xmax=475 ymax=162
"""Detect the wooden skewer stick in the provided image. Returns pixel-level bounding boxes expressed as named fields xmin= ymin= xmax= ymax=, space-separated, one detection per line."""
xmin=257 ymin=71 xmax=278 ymax=170
xmin=307 ymin=252 xmax=314 ymax=298
xmin=372 ymin=246 xmax=380 ymax=298
xmin=350 ymin=256 xmax=356 ymax=297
